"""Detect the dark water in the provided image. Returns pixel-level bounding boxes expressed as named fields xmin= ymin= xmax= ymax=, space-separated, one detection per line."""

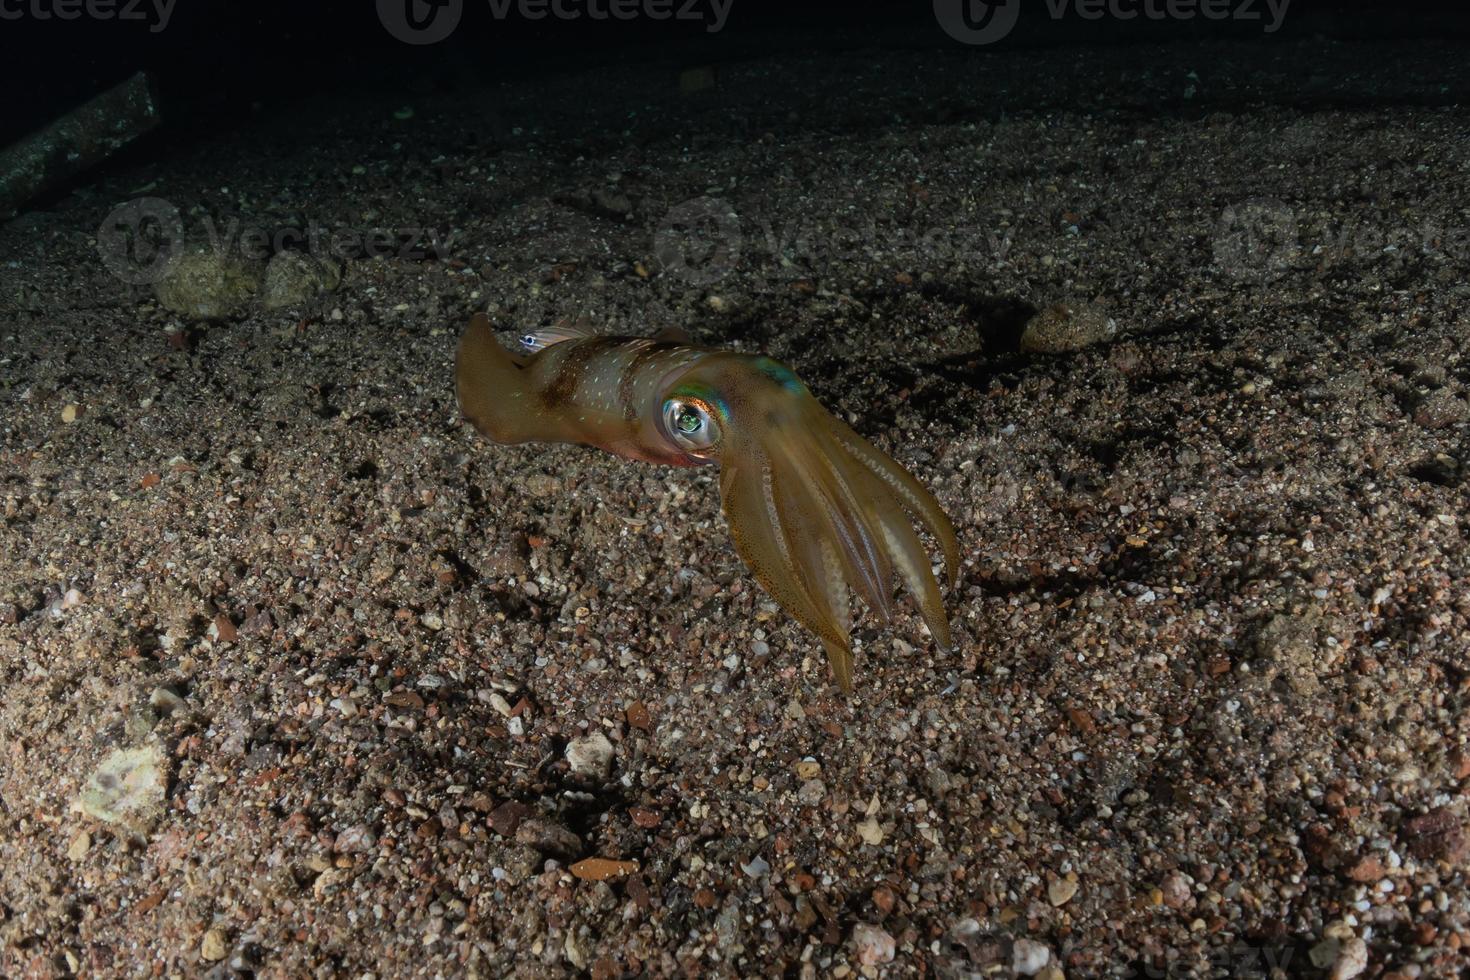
xmin=3 ymin=0 xmax=1467 ymax=148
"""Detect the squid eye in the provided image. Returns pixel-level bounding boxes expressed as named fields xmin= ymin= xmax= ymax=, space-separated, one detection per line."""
xmin=661 ymin=398 xmax=721 ymax=453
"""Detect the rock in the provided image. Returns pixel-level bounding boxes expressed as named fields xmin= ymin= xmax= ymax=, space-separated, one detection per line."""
xmin=200 ymin=928 xmax=227 ymax=962
xmin=1329 ymin=937 xmax=1368 ymax=980
xmin=1255 ymin=611 xmax=1323 ymax=695
xmin=850 ymin=923 xmax=895 ymax=966
xmin=1413 ymin=390 xmax=1469 ymax=429
xmin=565 ymin=731 xmax=615 ymax=779
xmin=1048 ymin=877 xmax=1078 ymax=906
xmin=625 ymin=701 xmax=652 ymax=731
xmin=950 ymin=918 xmax=1005 ymax=968
xmin=855 ymin=793 xmax=884 ymax=845
xmin=1310 ymin=939 xmax=1341 ymax=970
xmin=1160 ymin=872 xmax=1193 ymax=909
xmin=153 ymin=246 xmax=262 ymax=319
xmin=67 ymin=831 xmax=91 ymax=861
xmin=1012 ymin=938 xmax=1052 ymax=976
xmin=61 ymin=402 xmax=82 ymax=423
xmin=564 ymin=930 xmax=589 ymax=969
xmin=1345 ymin=854 xmax=1386 ymax=882
xmin=523 ymin=472 xmax=560 ymax=497
xmin=489 ymin=801 xmax=531 ymax=836
xmin=590 ymin=188 xmax=633 ymax=216
xmin=261 ymin=251 xmax=341 ymax=310
xmin=148 ymin=686 xmax=185 ymax=716
xmin=1036 ymin=968 xmax=1067 ymax=980
xmin=1020 ymin=300 xmax=1116 ymax=353
xmin=797 ymin=778 xmax=826 ymax=805
xmin=741 ymin=855 xmax=770 ymax=877
xmin=1400 ymin=807 xmax=1467 ymax=863
xmin=76 ymin=745 xmax=168 ymax=835
xmin=333 ymin=825 xmax=377 ymax=854
xmin=514 ymin=818 xmax=581 ymax=858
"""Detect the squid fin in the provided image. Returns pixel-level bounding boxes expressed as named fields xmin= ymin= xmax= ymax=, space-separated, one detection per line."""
xmin=456 ymin=313 xmax=535 ymax=443
xmin=653 ymin=325 xmax=692 ymax=344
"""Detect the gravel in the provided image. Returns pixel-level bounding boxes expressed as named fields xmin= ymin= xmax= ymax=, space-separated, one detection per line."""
xmin=2 ymin=35 xmax=1469 ymax=979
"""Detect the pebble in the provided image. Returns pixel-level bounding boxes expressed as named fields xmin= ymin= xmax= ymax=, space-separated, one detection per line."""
xmin=1413 ymin=390 xmax=1469 ymax=429
xmin=61 ymin=403 xmax=82 ymax=423
xmin=1048 ymin=877 xmax=1078 ymax=906
xmin=148 ymin=686 xmax=185 ymax=715
xmin=569 ymin=857 xmax=637 ymax=881
xmin=334 ymin=825 xmax=377 ymax=853
xmin=67 ymin=831 xmax=91 ymax=861
xmin=564 ymin=930 xmax=589 ymax=969
xmin=565 ymin=731 xmax=615 ymax=778
xmin=1160 ymin=872 xmax=1192 ymax=909
xmin=200 ymin=928 xmax=227 ymax=962
xmin=76 ymin=745 xmax=167 ymax=833
xmin=487 ymin=692 xmax=514 ymax=717
xmin=850 ymin=923 xmax=895 ymax=965
xmin=488 ymin=801 xmax=530 ymax=836
xmin=153 ymin=246 xmax=262 ymax=319
xmin=1012 ymin=938 xmax=1051 ymax=976
xmin=1330 ymin=937 xmax=1369 ymax=979
xmin=741 ymin=856 xmax=770 ymax=877
xmin=1019 ymin=300 xmax=1116 ymax=353
xmin=261 ymin=251 xmax=340 ymax=310
xmin=514 ymin=819 xmax=582 ymax=858
xmin=625 ymin=701 xmax=652 ymax=731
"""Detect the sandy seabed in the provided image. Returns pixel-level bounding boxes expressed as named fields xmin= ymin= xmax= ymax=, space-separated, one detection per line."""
xmin=2 ymin=37 xmax=1469 ymax=979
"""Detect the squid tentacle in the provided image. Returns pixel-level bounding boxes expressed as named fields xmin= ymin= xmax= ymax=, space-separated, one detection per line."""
xmin=782 ymin=434 xmax=896 ymax=624
xmin=768 ymin=453 xmax=861 ymax=689
xmin=827 ymin=418 xmax=960 ymax=587
xmin=815 ymin=433 xmax=953 ymax=651
xmin=720 ymin=462 xmax=848 ymax=654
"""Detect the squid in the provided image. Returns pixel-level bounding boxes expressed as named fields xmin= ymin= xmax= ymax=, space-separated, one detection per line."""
xmin=455 ymin=313 xmax=959 ymax=691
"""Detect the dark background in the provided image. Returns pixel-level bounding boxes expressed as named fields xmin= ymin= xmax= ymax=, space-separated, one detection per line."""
xmin=3 ymin=0 xmax=1468 ymax=149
